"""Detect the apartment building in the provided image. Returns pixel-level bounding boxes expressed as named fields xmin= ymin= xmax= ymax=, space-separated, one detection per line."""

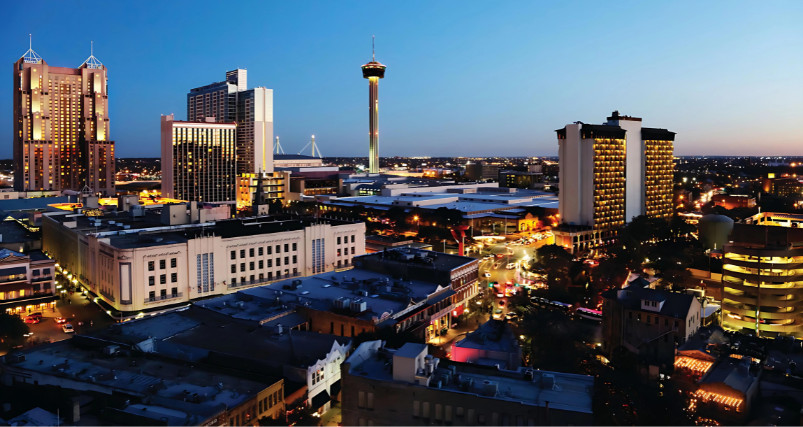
xmin=0 ymin=249 xmax=57 ymax=315
xmin=722 ymin=214 xmax=803 ymax=337
xmin=161 ymin=114 xmax=238 ymax=203
xmin=601 ymin=282 xmax=702 ymax=367
xmin=555 ymin=111 xmax=675 ymax=253
xmin=341 ymin=341 xmax=594 ymax=426
xmin=41 ymin=206 xmax=364 ymax=316
xmin=13 ymin=42 xmax=115 ymax=195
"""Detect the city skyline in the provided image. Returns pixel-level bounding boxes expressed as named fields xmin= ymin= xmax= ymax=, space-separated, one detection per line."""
xmin=2 ymin=1 xmax=802 ymax=159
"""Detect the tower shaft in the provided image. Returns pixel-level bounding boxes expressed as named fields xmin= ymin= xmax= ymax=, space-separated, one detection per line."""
xmin=368 ymin=76 xmax=379 ymax=173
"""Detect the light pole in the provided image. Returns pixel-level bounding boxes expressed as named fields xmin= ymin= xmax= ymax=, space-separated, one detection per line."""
xmin=413 ymin=215 xmax=419 ymax=233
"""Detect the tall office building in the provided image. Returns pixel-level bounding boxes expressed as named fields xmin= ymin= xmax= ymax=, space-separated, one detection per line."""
xmin=554 ymin=112 xmax=675 ymax=253
xmin=12 ymin=40 xmax=115 ymax=195
xmin=161 ymin=115 xmax=237 ymax=203
xmin=187 ymin=69 xmax=273 ymax=174
xmin=361 ymin=39 xmax=386 ymax=174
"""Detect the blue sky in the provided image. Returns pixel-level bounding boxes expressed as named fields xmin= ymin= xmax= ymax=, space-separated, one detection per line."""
xmin=2 ymin=1 xmax=801 ymax=158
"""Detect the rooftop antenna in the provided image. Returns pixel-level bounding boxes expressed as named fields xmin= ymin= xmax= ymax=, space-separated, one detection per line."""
xmin=274 ymin=136 xmax=285 ymax=154
xmin=372 ymin=35 xmax=375 ymax=62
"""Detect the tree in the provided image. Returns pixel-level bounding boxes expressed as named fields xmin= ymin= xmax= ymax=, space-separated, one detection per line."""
xmin=535 ymin=245 xmax=573 ymax=301
xmin=0 ymin=313 xmax=29 ymax=348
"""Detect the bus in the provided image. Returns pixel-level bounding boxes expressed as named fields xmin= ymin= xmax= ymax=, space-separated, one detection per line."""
xmin=551 ymin=301 xmax=572 ymax=312
xmin=577 ymin=307 xmax=603 ymax=322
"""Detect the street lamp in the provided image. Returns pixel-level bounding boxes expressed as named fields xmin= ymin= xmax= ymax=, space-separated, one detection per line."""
xmin=413 ymin=215 xmax=420 ymax=233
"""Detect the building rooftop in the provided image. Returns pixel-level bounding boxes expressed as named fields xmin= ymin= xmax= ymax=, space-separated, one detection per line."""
xmin=601 ymin=285 xmax=696 ymax=318
xmin=4 ymin=340 xmax=280 ymax=426
xmin=346 ymin=341 xmax=593 ymax=414
xmin=274 ymin=154 xmax=322 ymax=161
xmin=197 ymin=266 xmax=451 ymax=323
xmin=700 ymin=359 xmax=757 ymax=394
xmin=44 ymin=211 xmax=358 ymax=250
xmin=454 ymin=319 xmax=520 ymax=354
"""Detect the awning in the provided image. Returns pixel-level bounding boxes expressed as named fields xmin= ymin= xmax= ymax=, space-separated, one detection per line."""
xmin=310 ymin=390 xmax=331 ymax=409
xmin=329 ymin=380 xmax=342 ymax=399
xmin=0 ymin=266 xmax=27 ymax=276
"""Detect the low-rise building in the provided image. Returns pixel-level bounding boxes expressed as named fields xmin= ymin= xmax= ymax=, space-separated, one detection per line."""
xmin=0 ymin=249 xmax=56 ymax=316
xmin=0 ymin=339 xmax=285 ymax=426
xmin=42 ymin=206 xmax=364 ymax=316
xmin=465 ymin=161 xmax=499 ymax=181
xmin=601 ymin=283 xmax=702 ymax=367
xmin=341 ymin=340 xmax=594 ymax=426
xmin=451 ymin=319 xmax=522 ymax=369
xmin=711 ymin=194 xmax=756 ymax=210
xmin=498 ymin=170 xmax=545 ymax=189
xmin=195 ymin=247 xmax=478 ymax=343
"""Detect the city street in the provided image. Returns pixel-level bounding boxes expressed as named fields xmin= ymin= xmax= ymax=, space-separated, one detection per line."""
xmin=13 ymin=291 xmax=117 ymax=351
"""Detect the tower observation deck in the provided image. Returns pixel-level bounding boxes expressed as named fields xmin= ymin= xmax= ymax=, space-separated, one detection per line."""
xmin=361 ymin=37 xmax=386 ymax=174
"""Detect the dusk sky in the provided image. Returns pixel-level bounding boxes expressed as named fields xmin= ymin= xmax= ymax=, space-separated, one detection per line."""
xmin=2 ymin=1 xmax=801 ymax=158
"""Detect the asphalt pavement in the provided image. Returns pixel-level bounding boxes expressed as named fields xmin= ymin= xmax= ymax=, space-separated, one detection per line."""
xmin=18 ymin=291 xmax=117 ymax=349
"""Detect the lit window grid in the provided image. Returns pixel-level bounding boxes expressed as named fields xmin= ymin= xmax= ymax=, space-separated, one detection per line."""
xmin=593 ymin=138 xmax=626 ymax=230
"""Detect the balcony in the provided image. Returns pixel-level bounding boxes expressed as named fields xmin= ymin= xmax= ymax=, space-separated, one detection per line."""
xmin=144 ymin=292 xmax=183 ymax=304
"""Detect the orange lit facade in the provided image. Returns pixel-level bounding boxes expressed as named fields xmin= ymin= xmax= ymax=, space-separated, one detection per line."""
xmin=592 ymin=136 xmax=626 ymax=230
xmin=13 ymin=44 xmax=115 ymax=195
xmin=643 ymin=135 xmax=674 ymax=219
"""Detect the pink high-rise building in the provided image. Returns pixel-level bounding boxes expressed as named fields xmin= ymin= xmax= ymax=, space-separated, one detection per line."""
xmin=13 ymin=40 xmax=115 ymax=195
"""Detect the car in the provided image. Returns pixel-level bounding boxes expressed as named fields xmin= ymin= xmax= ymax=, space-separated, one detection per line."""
xmin=24 ymin=316 xmax=40 ymax=324
xmin=493 ymin=309 xmax=503 ymax=319
xmin=484 ymin=272 xmax=492 ymax=278
xmin=496 ymin=254 xmax=504 ymax=258
xmin=483 ymin=255 xmax=493 ymax=260
xmin=506 ymin=263 xmax=516 ymax=270
xmin=55 ymin=317 xmax=67 ymax=324
xmin=496 ymin=293 xmax=505 ymax=298
xmin=62 ymin=324 xmax=74 ymax=333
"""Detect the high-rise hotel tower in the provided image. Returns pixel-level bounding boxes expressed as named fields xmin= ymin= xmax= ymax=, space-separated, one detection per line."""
xmin=187 ymin=69 xmax=274 ymax=174
xmin=555 ymin=112 xmax=675 ymax=253
xmin=13 ymin=40 xmax=115 ymax=195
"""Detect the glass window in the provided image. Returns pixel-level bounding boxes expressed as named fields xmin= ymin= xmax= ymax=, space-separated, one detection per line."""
xmin=240 ymin=250 xmax=245 ymax=258
xmin=284 ymin=257 xmax=289 ymax=265
xmin=259 ymin=260 xmax=264 ymax=269
xmin=284 ymin=244 xmax=289 ymax=252
xmin=171 ymin=258 xmax=177 ymax=268
xmin=337 ymin=237 xmax=342 ymax=245
xmin=258 ymin=247 xmax=264 ymax=256
xmin=148 ymin=276 xmax=155 ymax=286
xmin=267 ymin=246 xmax=272 ymax=255
xmin=171 ymin=287 xmax=177 ymax=296
xmin=351 ymin=235 xmax=355 ymax=243
xmin=276 ymin=245 xmax=281 ymax=254
xmin=240 ymin=263 xmax=245 ymax=272
xmin=160 ymin=274 xmax=166 ymax=284
xmin=149 ymin=291 xmax=155 ymax=300
xmin=231 ymin=250 xmax=236 ymax=260
xmin=293 ymin=255 xmax=297 ymax=264
xmin=250 ymin=262 xmax=255 ymax=271
xmin=292 ymin=243 xmax=297 ymax=251
xmin=148 ymin=261 xmax=155 ymax=271
xmin=276 ymin=258 xmax=281 ymax=267
xmin=160 ymin=260 xmax=166 ymax=269
xmin=231 ymin=264 xmax=236 ymax=273
xmin=171 ymin=273 xmax=177 ymax=283
xmin=250 ymin=248 xmax=255 ymax=257
xmin=268 ymin=259 xmax=273 ymax=268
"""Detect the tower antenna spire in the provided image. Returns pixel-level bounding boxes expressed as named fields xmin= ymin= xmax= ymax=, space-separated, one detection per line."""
xmin=29 ymin=34 xmax=32 ymax=50
xmin=372 ymin=35 xmax=375 ymax=61
xmin=91 ymin=40 xmax=93 ymax=56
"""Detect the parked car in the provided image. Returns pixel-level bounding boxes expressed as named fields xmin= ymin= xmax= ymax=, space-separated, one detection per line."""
xmin=62 ymin=324 xmax=74 ymax=333
xmin=24 ymin=316 xmax=40 ymax=324
xmin=55 ymin=317 xmax=67 ymax=324
xmin=484 ymin=272 xmax=492 ymax=278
